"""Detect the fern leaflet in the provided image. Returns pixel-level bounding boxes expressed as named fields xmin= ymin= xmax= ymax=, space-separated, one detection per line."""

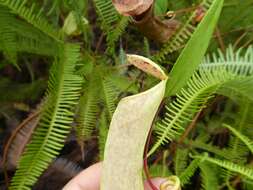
xmin=193 ymin=153 xmax=253 ymax=180
xmin=149 ymin=46 xmax=253 ymax=156
xmin=223 ymin=124 xmax=253 ymax=154
xmin=101 ymin=75 xmax=119 ymax=120
xmin=76 ymin=73 xmax=100 ymax=147
xmin=179 ymin=158 xmax=201 ymax=185
xmin=93 ymin=0 xmax=129 ymax=53
xmin=199 ymin=162 xmax=219 ymax=190
xmin=10 ymin=44 xmax=83 ymax=189
xmin=0 ymin=0 xmax=61 ymax=41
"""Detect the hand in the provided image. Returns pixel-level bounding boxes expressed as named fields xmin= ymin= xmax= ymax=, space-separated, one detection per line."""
xmin=63 ymin=162 xmax=167 ymax=190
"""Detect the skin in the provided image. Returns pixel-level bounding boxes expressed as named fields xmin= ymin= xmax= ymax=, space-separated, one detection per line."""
xmin=63 ymin=162 xmax=166 ymax=190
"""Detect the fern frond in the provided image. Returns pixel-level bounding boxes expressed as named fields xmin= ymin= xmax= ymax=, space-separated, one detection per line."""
xmin=93 ymin=0 xmax=119 ymax=31
xmin=243 ymin=179 xmax=253 ymax=190
xmin=76 ymin=73 xmax=100 ymax=145
xmin=0 ymin=78 xmax=46 ymax=102
xmin=98 ymin=111 xmax=109 ymax=160
xmin=174 ymin=148 xmax=189 ymax=176
xmin=153 ymin=0 xmax=213 ymax=62
xmin=0 ymin=0 xmax=61 ymax=41
xmin=101 ymin=76 xmax=119 ymax=120
xmin=93 ymin=0 xmax=129 ymax=53
xmin=224 ymin=124 xmax=253 ymax=154
xmin=150 ymin=70 xmax=232 ymax=155
xmin=0 ymin=5 xmax=17 ymax=64
xmin=13 ymin=19 xmax=59 ymax=55
xmin=16 ymin=35 xmax=59 ymax=56
xmin=179 ymin=158 xmax=201 ymax=185
xmin=149 ymin=46 xmax=253 ymax=156
xmin=10 ymin=44 xmax=83 ymax=189
xmin=193 ymin=153 xmax=253 ymax=180
xmin=106 ymin=16 xmax=129 ymax=54
xmin=0 ymin=5 xmax=59 ymax=57
xmin=202 ymin=46 xmax=253 ymax=101
xmin=199 ymin=162 xmax=219 ymax=190
xmin=190 ymin=139 xmax=233 ymax=160
xmin=201 ymin=45 xmax=253 ymax=68
xmin=143 ymin=37 xmax=151 ymax=57
xmin=223 ymin=101 xmax=251 ymax=175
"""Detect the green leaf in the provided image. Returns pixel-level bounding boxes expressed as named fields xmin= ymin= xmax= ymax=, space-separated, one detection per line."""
xmin=149 ymin=46 xmax=253 ymax=156
xmin=153 ymin=0 xmax=214 ymax=62
xmin=199 ymin=163 xmax=219 ymax=190
xmin=193 ymin=153 xmax=253 ymax=180
xmin=223 ymin=124 xmax=253 ymax=154
xmin=0 ymin=0 xmax=61 ymax=41
xmin=154 ymin=0 xmax=168 ymax=15
xmin=165 ymin=0 xmax=224 ymax=96
xmin=180 ymin=158 xmax=201 ymax=186
xmin=10 ymin=44 xmax=83 ymax=189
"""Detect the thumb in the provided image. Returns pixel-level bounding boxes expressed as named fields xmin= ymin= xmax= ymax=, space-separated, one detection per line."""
xmin=144 ymin=178 xmax=167 ymax=190
xmin=63 ymin=162 xmax=176 ymax=190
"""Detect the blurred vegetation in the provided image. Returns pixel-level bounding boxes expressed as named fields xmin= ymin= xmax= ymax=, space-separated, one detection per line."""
xmin=0 ymin=0 xmax=253 ymax=189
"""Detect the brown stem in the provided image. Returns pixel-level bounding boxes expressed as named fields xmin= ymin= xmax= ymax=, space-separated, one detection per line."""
xmin=233 ymin=31 xmax=247 ymax=49
xmin=215 ymin=27 xmax=226 ymax=53
xmin=95 ymin=33 xmax=104 ymax=53
xmin=143 ymin=99 xmax=165 ymax=190
xmin=112 ymin=0 xmax=180 ymax=43
xmin=144 ymin=139 xmax=159 ymax=190
xmin=2 ymin=111 xmax=40 ymax=187
xmin=178 ymin=110 xmax=202 ymax=144
xmin=167 ymin=110 xmax=202 ymax=166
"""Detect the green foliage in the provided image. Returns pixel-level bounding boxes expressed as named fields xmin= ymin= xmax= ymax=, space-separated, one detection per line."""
xmin=193 ymin=153 xmax=253 ymax=180
xmin=93 ymin=0 xmax=119 ymax=32
xmin=223 ymin=124 xmax=253 ymax=154
xmin=223 ymin=100 xmax=251 ymax=179
xmin=0 ymin=0 xmax=61 ymax=41
xmin=93 ymin=0 xmax=129 ymax=53
xmin=199 ymin=163 xmax=219 ymax=190
xmin=76 ymin=72 xmax=100 ymax=145
xmin=165 ymin=0 xmax=224 ymax=96
xmin=98 ymin=111 xmax=109 ymax=160
xmin=106 ymin=16 xmax=129 ymax=53
xmin=64 ymin=0 xmax=92 ymax=45
xmin=150 ymin=45 xmax=253 ymax=156
xmin=0 ymin=78 xmax=46 ymax=102
xmin=149 ymin=164 xmax=172 ymax=178
xmin=179 ymin=158 xmax=201 ymax=185
xmin=190 ymin=139 xmax=233 ymax=160
xmin=10 ymin=44 xmax=83 ymax=189
xmin=1 ymin=0 xmax=253 ymax=189
xmin=101 ymin=75 xmax=119 ymax=120
xmin=0 ymin=4 xmax=59 ymax=61
xmin=153 ymin=0 xmax=214 ymax=62
xmin=174 ymin=148 xmax=189 ymax=176
xmin=0 ymin=5 xmax=17 ymax=65
xmin=154 ymin=0 xmax=168 ymax=16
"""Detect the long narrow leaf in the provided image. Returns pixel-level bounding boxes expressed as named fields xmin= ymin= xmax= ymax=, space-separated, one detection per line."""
xmin=166 ymin=0 xmax=224 ymax=96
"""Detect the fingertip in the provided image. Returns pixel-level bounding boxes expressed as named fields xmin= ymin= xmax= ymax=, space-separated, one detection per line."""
xmin=144 ymin=178 xmax=167 ymax=190
xmin=63 ymin=162 xmax=102 ymax=190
